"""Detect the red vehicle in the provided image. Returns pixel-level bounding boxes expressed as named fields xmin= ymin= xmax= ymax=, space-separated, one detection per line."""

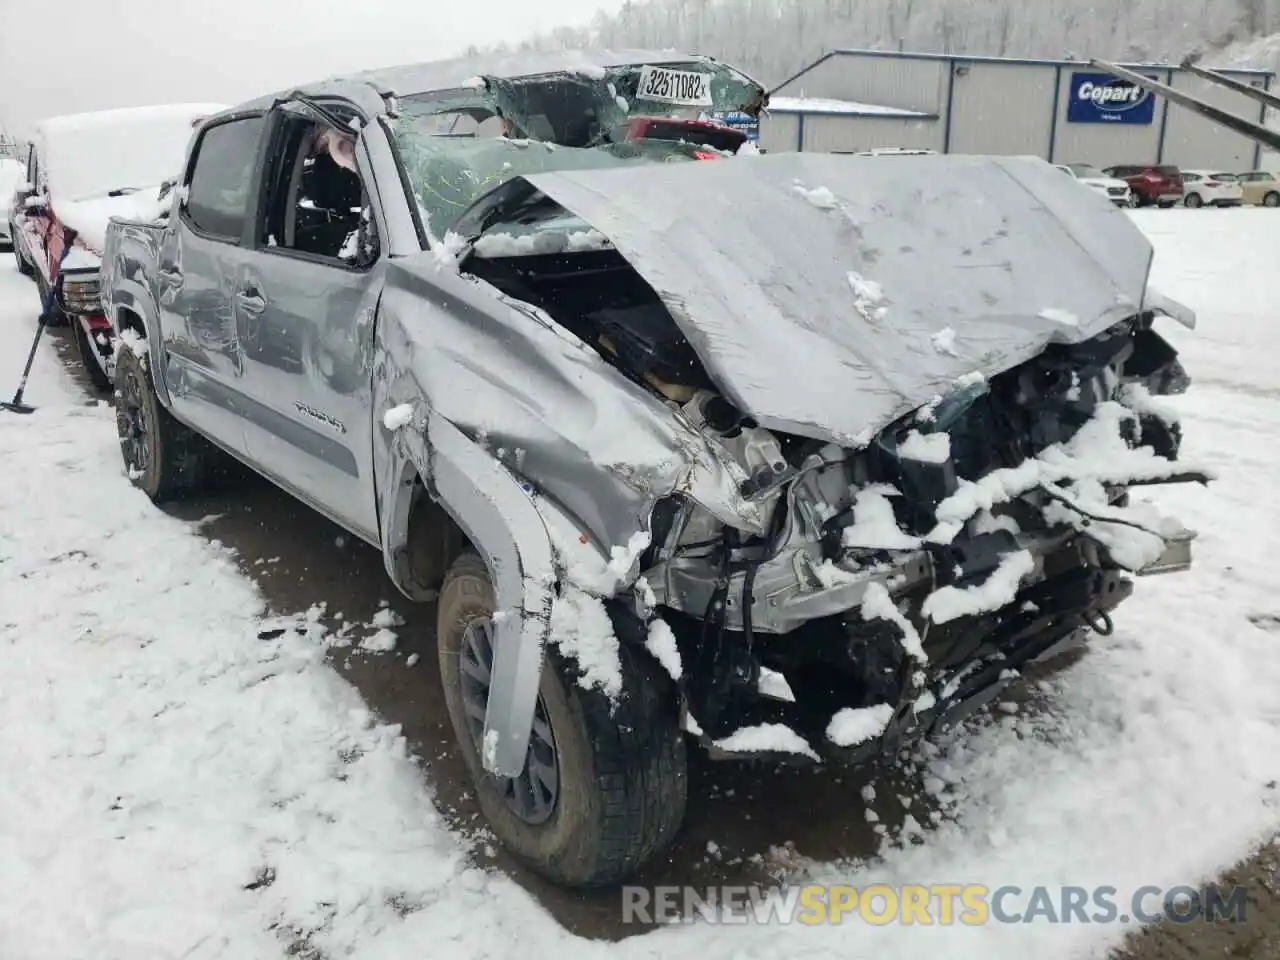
xmin=10 ymin=103 xmax=224 ymax=388
xmin=1102 ymin=164 xmax=1185 ymax=207
xmin=613 ymin=116 xmax=750 ymax=158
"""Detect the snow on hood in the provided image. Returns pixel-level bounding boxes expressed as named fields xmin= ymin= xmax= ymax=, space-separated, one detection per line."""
xmin=57 ymin=189 xmax=169 ymax=257
xmin=517 ymin=153 xmax=1155 ymax=445
xmin=0 ymin=159 xmax=25 ymax=196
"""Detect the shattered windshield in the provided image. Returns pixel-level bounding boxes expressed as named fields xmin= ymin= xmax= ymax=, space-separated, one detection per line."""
xmin=392 ymin=60 xmax=763 ymax=241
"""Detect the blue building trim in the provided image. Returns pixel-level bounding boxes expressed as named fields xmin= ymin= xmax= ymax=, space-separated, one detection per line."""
xmin=1047 ymin=64 xmax=1063 ymax=162
xmin=942 ymin=63 xmax=958 ymax=153
xmin=1155 ymin=68 xmax=1173 ymax=162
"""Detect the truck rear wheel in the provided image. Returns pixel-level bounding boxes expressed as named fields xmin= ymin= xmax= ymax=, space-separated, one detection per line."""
xmin=114 ymin=346 xmax=214 ymax=502
xmin=436 ymin=552 xmax=688 ymax=887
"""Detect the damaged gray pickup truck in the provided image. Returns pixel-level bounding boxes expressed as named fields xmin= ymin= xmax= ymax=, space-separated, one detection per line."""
xmin=100 ymin=48 xmax=1207 ymax=887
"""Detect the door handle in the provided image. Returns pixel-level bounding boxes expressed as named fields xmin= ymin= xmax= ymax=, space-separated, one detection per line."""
xmin=236 ymin=289 xmax=265 ymax=313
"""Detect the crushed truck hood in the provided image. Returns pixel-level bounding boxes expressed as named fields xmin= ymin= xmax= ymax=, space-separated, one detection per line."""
xmin=512 ymin=153 xmax=1156 ymax=445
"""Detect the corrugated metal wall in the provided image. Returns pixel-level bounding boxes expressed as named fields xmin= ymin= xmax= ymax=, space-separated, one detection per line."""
xmin=759 ymin=113 xmax=801 ymax=153
xmin=1163 ymin=72 xmax=1265 ymax=170
xmin=948 ymin=62 xmax=1056 ymax=156
xmin=1262 ymin=97 xmax=1280 ymax=171
xmin=758 ymin=113 xmax=942 ymax=153
xmin=801 ymin=116 xmax=941 ymax=153
xmin=772 ymin=53 xmax=946 ymax=114
xmin=763 ymin=51 xmax=1276 ymax=172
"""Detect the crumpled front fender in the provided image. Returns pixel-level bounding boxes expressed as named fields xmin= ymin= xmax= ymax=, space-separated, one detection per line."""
xmin=388 ymin=409 xmax=556 ymax=778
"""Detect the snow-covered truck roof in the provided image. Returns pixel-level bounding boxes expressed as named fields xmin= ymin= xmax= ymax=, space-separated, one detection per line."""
xmin=345 ymin=48 xmax=762 ymax=98
xmin=35 ymin=102 xmax=227 ymax=203
xmin=220 ymin=48 xmax=767 ymax=121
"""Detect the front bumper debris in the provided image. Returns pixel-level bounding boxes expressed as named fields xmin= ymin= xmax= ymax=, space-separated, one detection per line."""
xmin=1135 ymin=526 xmax=1196 ymax=577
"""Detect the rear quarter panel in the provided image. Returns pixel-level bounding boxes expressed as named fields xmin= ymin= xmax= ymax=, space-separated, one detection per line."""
xmin=102 ymin=218 xmax=172 ymax=401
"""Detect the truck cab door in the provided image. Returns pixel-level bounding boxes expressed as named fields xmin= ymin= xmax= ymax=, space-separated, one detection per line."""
xmin=231 ymin=106 xmax=383 ymax=543
xmin=157 ymin=112 xmax=269 ymax=455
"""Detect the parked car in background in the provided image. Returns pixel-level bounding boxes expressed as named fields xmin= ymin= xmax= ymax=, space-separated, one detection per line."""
xmin=0 ymin=156 xmax=26 ymax=248
xmin=612 ymin=115 xmax=749 ymax=157
xmin=1235 ymin=170 xmax=1280 ymax=206
xmin=101 ymin=49 xmax=1200 ymax=890
xmin=1102 ymin=164 xmax=1185 ymax=207
xmin=9 ymin=103 xmax=225 ymax=387
xmin=1179 ymin=170 xmax=1243 ymax=208
xmin=1053 ymin=163 xmax=1133 ymax=206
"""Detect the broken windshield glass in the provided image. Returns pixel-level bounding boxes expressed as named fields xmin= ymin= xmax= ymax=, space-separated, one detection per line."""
xmin=391 ymin=60 xmax=763 ymax=240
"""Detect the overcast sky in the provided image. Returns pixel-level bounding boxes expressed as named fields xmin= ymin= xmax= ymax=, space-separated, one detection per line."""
xmin=0 ymin=0 xmax=625 ymax=136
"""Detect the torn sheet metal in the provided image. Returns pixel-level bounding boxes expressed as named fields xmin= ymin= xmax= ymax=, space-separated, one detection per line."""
xmin=519 ymin=152 xmax=1155 ymax=445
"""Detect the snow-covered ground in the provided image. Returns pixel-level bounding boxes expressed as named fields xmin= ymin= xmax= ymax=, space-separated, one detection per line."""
xmin=1 ymin=208 xmax=1278 ymax=959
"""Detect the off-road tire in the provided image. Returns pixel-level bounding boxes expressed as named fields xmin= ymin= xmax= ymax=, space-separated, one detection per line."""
xmin=437 ymin=551 xmax=688 ymax=887
xmin=72 ymin=318 xmax=112 ymax=391
xmin=1264 ymin=191 xmax=1280 ymax=208
xmin=114 ymin=346 xmax=214 ymax=502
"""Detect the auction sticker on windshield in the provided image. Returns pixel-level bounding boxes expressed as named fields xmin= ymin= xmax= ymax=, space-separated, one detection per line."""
xmin=637 ymin=66 xmax=713 ymax=106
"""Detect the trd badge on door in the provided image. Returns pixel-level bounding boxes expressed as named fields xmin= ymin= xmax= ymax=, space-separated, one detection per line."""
xmin=294 ymin=401 xmax=347 ymax=434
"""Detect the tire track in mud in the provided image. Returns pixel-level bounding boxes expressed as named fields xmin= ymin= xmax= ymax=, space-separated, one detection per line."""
xmin=51 ymin=326 xmax=1278 ymax=952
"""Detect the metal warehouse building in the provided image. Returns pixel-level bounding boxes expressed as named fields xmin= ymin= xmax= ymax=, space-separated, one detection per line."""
xmin=760 ymin=49 xmax=1277 ymax=170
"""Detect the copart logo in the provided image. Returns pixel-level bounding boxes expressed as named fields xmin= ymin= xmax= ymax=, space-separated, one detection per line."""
xmin=1075 ymin=78 xmax=1149 ymax=113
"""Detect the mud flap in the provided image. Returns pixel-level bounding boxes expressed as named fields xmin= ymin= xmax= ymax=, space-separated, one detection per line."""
xmin=404 ymin=413 xmax=558 ymax=778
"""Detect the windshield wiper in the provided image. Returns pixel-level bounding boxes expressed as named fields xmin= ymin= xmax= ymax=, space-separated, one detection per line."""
xmin=107 ymin=186 xmax=142 ymax=197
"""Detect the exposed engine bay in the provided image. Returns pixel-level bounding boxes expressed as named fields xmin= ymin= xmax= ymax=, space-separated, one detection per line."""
xmin=463 ymin=232 xmax=1205 ymax=758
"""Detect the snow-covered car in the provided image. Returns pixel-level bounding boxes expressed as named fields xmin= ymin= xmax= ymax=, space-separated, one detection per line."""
xmin=1054 ymin=163 xmax=1134 ymax=206
xmin=100 ymin=49 xmax=1204 ymax=889
xmin=1180 ymin=170 xmax=1244 ymax=208
xmin=12 ymin=103 xmax=225 ymax=387
xmin=0 ymin=157 xmax=26 ymax=248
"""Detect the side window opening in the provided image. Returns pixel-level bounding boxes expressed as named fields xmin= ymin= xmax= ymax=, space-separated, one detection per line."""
xmin=185 ymin=115 xmax=265 ymax=240
xmin=261 ymin=114 xmax=378 ymax=267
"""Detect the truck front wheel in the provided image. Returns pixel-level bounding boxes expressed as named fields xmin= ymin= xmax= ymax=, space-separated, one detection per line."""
xmin=114 ymin=346 xmax=214 ymax=502
xmin=436 ymin=551 xmax=688 ymax=887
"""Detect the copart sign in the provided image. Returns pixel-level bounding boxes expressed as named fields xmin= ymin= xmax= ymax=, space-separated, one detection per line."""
xmin=1067 ymin=71 xmax=1159 ymax=124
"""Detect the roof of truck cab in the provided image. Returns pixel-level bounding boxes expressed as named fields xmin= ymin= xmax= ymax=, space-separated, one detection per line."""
xmin=348 ymin=48 xmax=742 ymax=95
xmin=229 ymin=48 xmax=763 ymax=115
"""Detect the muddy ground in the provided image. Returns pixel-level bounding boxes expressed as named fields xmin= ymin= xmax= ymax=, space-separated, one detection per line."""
xmin=40 ymin=324 xmax=1280 ymax=952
